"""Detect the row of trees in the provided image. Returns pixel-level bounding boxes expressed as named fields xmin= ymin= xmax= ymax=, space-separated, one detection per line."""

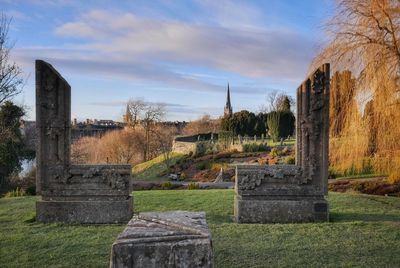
xmin=220 ymin=94 xmax=295 ymax=141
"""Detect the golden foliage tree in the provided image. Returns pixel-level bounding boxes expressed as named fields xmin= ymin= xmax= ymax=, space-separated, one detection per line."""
xmin=71 ymin=129 xmax=146 ymax=165
xmin=182 ymin=115 xmax=220 ymax=135
xmin=313 ymin=0 xmax=400 ymax=176
xmin=329 ymin=70 xmax=356 ymax=137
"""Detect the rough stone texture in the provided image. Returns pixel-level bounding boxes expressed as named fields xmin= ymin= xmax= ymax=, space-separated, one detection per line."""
xmin=110 ymin=211 xmax=214 ymax=268
xmin=172 ymin=140 xmax=198 ymax=155
xmin=36 ymin=60 xmax=133 ymax=223
xmin=235 ymin=63 xmax=330 ymax=223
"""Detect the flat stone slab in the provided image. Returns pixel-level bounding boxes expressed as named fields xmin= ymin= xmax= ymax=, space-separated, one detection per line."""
xmin=110 ymin=211 xmax=214 ymax=268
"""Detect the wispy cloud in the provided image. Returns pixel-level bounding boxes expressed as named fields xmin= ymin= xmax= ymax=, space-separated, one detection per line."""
xmin=7 ymin=1 xmax=326 ymax=121
xmin=194 ymin=0 xmax=263 ymax=29
xmin=53 ymin=10 xmax=313 ymax=80
xmin=14 ymin=9 xmax=313 ymax=95
xmin=87 ymin=99 xmax=215 ymax=118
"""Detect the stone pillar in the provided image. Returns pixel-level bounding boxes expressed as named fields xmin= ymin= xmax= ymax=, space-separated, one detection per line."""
xmin=36 ymin=60 xmax=71 ymax=194
xmin=234 ymin=63 xmax=330 ymax=223
xmin=296 ymin=63 xmax=330 ymax=193
xmin=36 ymin=60 xmax=133 ymax=224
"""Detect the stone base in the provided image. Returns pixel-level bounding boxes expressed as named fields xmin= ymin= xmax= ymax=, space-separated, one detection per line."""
xmin=110 ymin=211 xmax=214 ymax=268
xmin=36 ymin=197 xmax=133 ymax=224
xmin=234 ymin=197 xmax=329 ymax=223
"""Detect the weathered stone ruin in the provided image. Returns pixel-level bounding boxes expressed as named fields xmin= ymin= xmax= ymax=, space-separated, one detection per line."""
xmin=35 ymin=60 xmax=133 ymax=223
xmin=234 ymin=63 xmax=330 ymax=223
xmin=110 ymin=211 xmax=214 ymax=268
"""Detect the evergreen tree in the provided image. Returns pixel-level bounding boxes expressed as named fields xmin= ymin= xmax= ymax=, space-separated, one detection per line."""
xmin=0 ymin=102 xmax=27 ymax=186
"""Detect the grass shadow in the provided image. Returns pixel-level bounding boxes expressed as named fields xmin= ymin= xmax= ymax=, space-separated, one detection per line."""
xmin=207 ymin=214 xmax=233 ymax=225
xmin=24 ymin=215 xmax=36 ymax=223
xmin=330 ymin=212 xmax=400 ymax=222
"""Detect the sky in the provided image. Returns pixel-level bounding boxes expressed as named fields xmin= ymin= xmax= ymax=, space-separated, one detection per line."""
xmin=2 ymin=0 xmax=334 ymax=122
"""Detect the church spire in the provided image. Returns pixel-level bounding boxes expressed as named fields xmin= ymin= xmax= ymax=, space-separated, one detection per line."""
xmin=124 ymin=103 xmax=133 ymax=126
xmin=224 ymin=83 xmax=233 ymax=116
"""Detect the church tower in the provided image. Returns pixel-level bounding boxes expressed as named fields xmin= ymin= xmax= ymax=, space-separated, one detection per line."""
xmin=124 ymin=103 xmax=133 ymax=126
xmin=224 ymin=83 xmax=233 ymax=117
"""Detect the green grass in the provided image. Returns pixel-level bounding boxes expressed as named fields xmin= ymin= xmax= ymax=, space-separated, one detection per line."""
xmin=1 ymin=191 xmax=400 ymax=267
xmin=336 ymin=173 xmax=388 ymax=180
xmin=132 ymin=152 xmax=185 ymax=181
xmin=266 ymin=137 xmax=295 ymax=147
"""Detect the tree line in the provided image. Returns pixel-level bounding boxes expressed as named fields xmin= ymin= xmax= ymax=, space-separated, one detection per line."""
xmin=220 ymin=94 xmax=295 ymax=141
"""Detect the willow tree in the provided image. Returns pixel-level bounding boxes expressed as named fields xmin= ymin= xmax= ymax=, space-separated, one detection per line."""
xmin=312 ymin=0 xmax=400 ymax=175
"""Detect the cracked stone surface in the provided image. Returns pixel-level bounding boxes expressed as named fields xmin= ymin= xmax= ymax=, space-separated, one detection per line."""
xmin=110 ymin=211 xmax=214 ymax=268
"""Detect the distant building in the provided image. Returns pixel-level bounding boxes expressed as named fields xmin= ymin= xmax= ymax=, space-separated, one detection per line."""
xmin=224 ymin=83 xmax=233 ymax=117
xmin=71 ymin=119 xmax=124 ymax=143
xmin=123 ymin=104 xmax=133 ymax=126
xmin=161 ymin=121 xmax=188 ymax=132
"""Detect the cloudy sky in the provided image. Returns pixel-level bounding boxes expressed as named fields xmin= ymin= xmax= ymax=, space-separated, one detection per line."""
xmin=2 ymin=0 xmax=334 ymax=121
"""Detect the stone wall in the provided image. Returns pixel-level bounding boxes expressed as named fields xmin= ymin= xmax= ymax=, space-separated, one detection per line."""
xmin=172 ymin=140 xmax=198 ymax=155
xmin=174 ymin=132 xmax=218 ymax=142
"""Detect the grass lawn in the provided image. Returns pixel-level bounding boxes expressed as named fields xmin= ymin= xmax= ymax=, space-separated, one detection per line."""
xmin=132 ymin=152 xmax=185 ymax=181
xmin=1 ymin=190 xmax=400 ymax=267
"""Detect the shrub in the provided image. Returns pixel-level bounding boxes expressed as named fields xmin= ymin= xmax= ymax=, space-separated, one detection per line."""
xmin=388 ymin=171 xmax=400 ymax=185
xmin=258 ymin=158 xmax=268 ymax=165
xmin=205 ymin=148 xmax=214 ymax=155
xmin=180 ymin=172 xmax=187 ymax=180
xmin=243 ymin=143 xmax=268 ymax=152
xmin=349 ymin=179 xmax=400 ymax=196
xmin=160 ymin=182 xmax=174 ymax=190
xmin=195 ymin=141 xmax=214 ymax=157
xmin=25 ymin=185 xmax=36 ymax=195
xmin=210 ymin=162 xmax=229 ymax=170
xmin=188 ymin=182 xmax=200 ymax=190
xmin=270 ymin=147 xmax=280 ymax=157
xmin=196 ymin=161 xmax=210 ymax=170
xmin=328 ymin=167 xmax=341 ymax=179
xmin=284 ymin=156 xmax=295 ymax=165
xmin=281 ymin=146 xmax=290 ymax=156
xmin=4 ymin=187 xmax=26 ymax=198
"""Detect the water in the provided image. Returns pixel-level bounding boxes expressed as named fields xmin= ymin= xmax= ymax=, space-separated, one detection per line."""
xmin=20 ymin=158 xmax=35 ymax=176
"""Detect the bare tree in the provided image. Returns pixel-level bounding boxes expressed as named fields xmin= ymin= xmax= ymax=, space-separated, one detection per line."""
xmin=312 ymin=0 xmax=400 ymax=84
xmin=260 ymin=91 xmax=295 ymax=113
xmin=142 ymin=102 xmax=166 ymax=160
xmin=0 ymin=14 xmax=23 ymax=105
xmin=182 ymin=114 xmax=220 ymax=135
xmin=71 ymin=129 xmax=147 ymax=165
xmin=152 ymin=125 xmax=178 ymax=172
xmin=126 ymin=99 xmax=146 ymax=127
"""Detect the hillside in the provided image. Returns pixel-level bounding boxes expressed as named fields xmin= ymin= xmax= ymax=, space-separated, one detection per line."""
xmin=132 ymin=144 xmax=296 ymax=182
